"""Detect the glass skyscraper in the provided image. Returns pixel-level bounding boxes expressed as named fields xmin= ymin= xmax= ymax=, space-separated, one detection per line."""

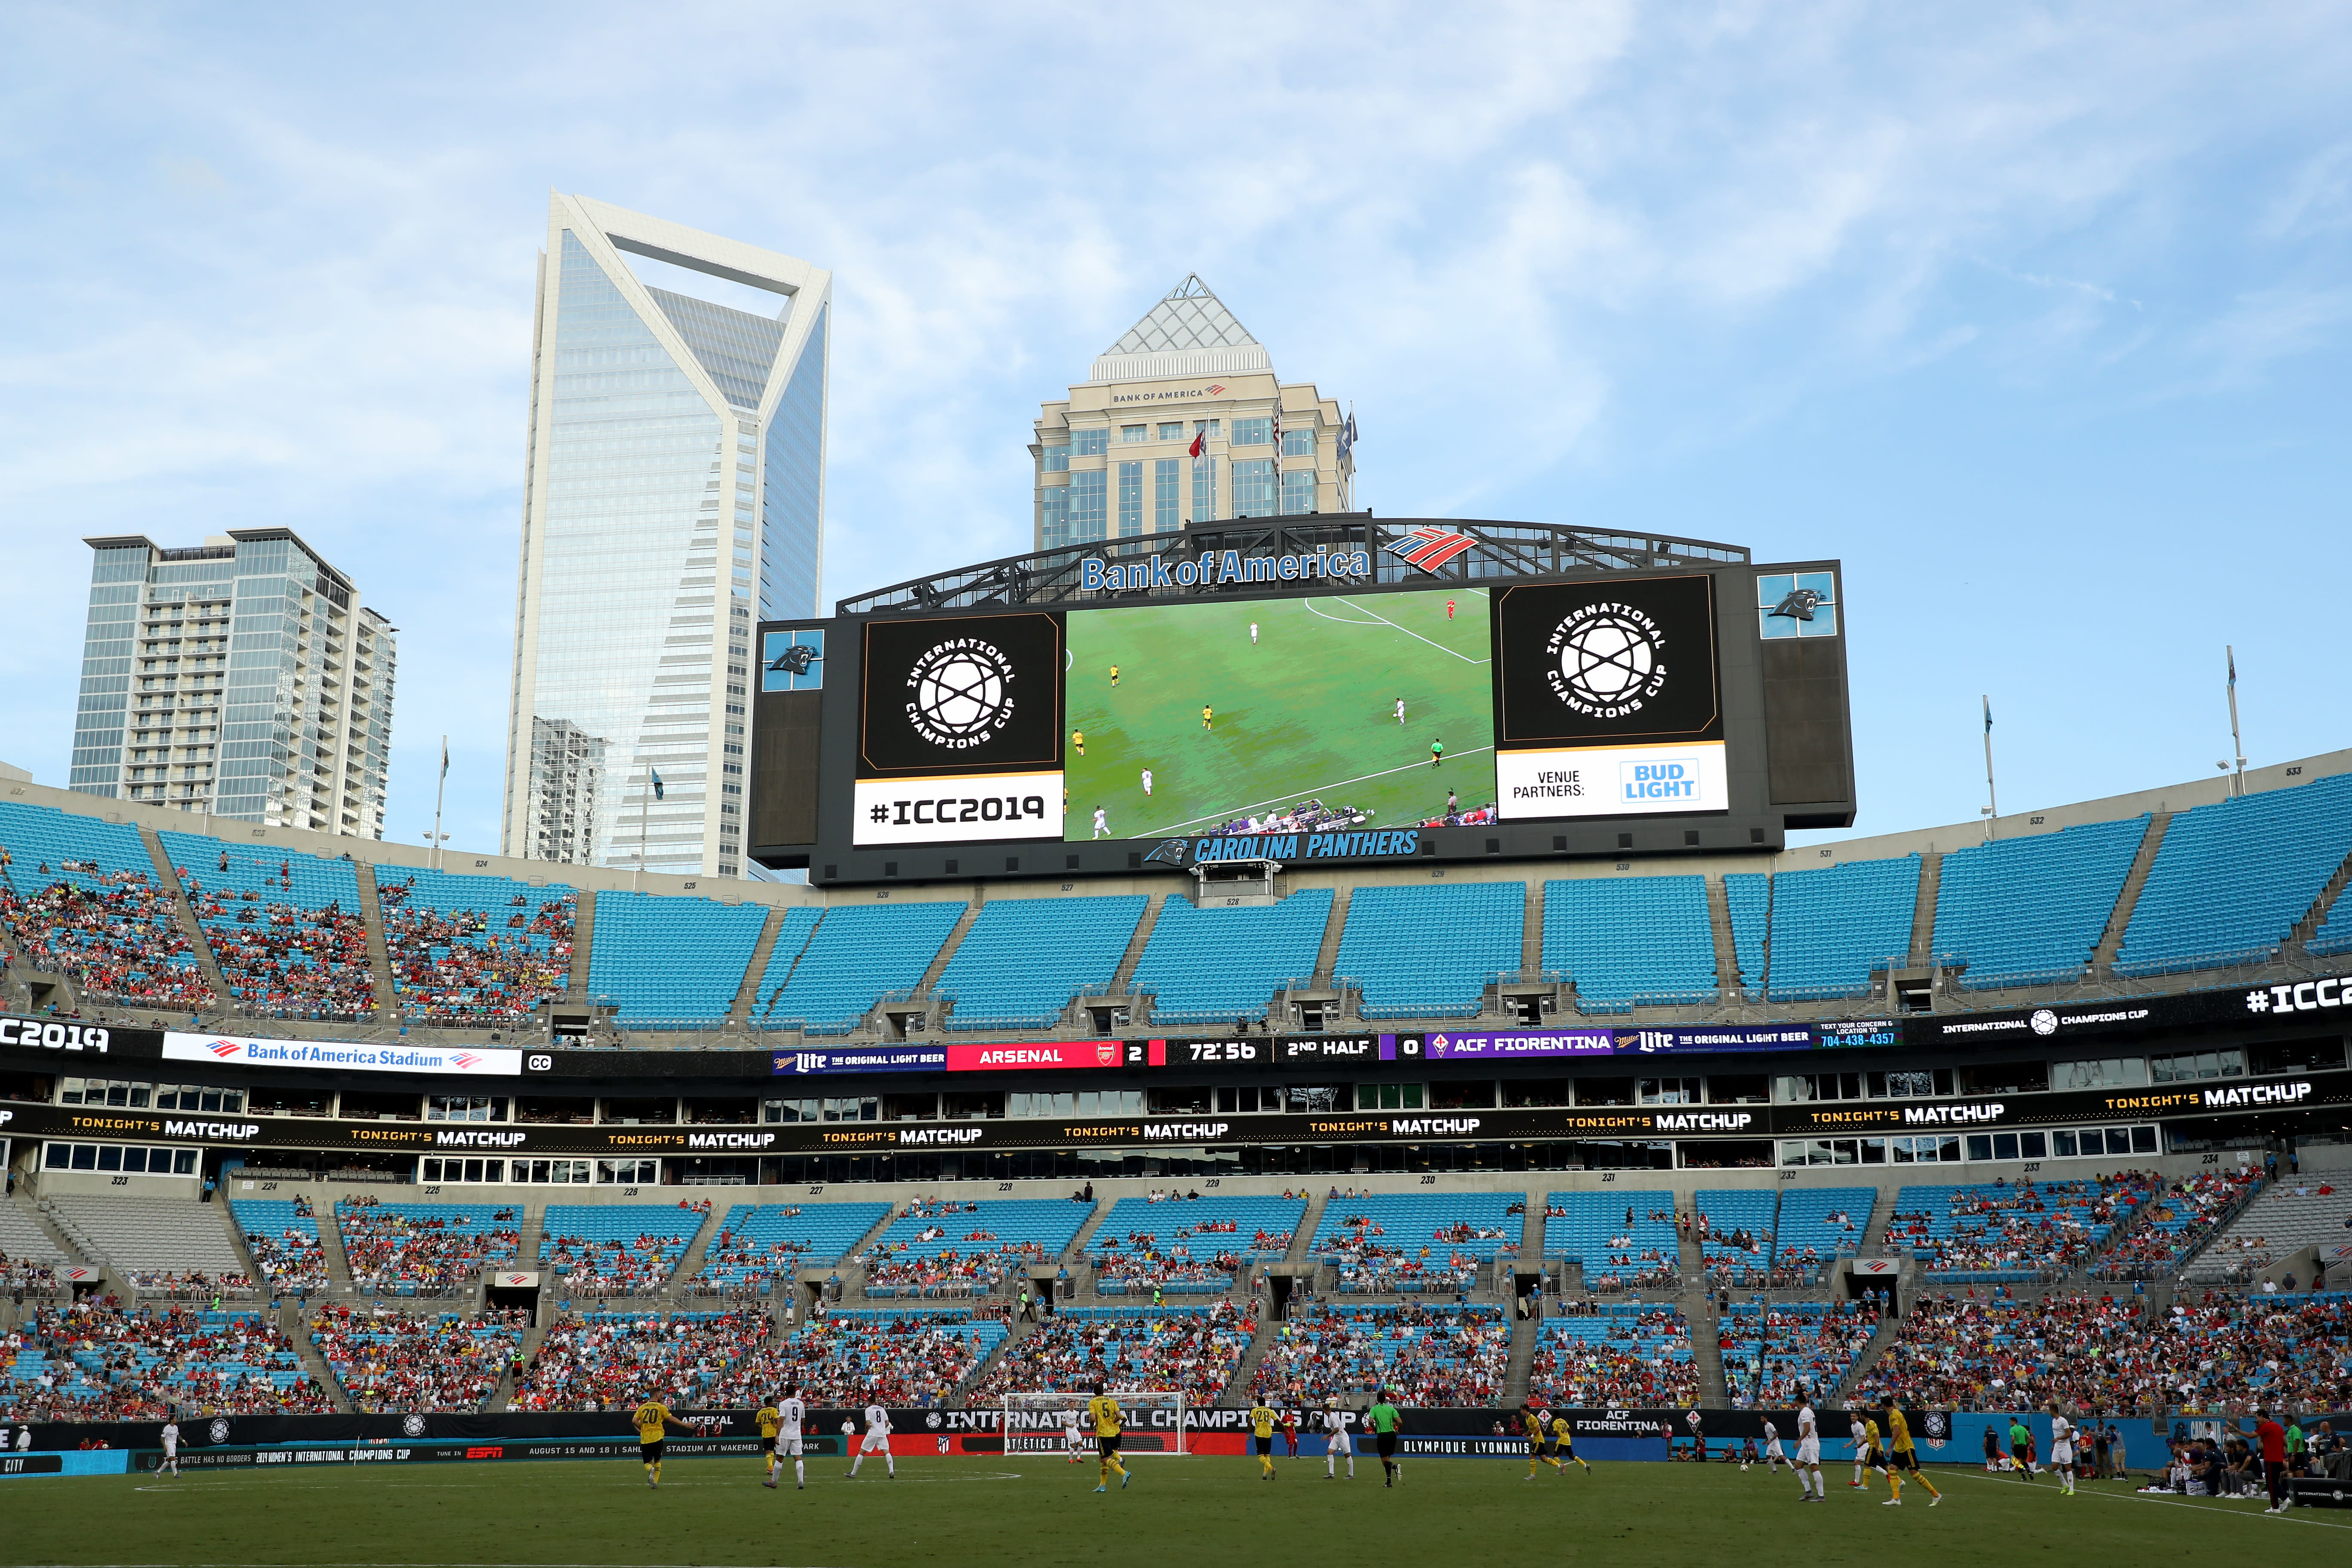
xmin=502 ymin=196 xmax=830 ymax=878
xmin=70 ymin=530 xmax=396 ymax=836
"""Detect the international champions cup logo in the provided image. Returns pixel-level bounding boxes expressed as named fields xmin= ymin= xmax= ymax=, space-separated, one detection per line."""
xmin=1545 ymin=602 xmax=1669 ymax=720
xmin=904 ymin=638 xmax=1017 ymax=750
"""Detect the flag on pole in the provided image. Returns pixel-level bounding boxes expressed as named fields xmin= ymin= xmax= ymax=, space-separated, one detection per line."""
xmin=1188 ymin=424 xmax=1207 ymax=460
xmin=1983 ymin=696 xmax=1992 ymax=733
xmin=651 ymin=769 xmax=665 ymax=802
xmin=440 ymin=739 xmax=449 ymax=778
xmin=2228 ymin=648 xmax=2237 ymax=688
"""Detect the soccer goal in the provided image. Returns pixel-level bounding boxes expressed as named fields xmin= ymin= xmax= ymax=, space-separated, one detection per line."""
xmin=1002 ymin=1390 xmax=1189 ymax=1457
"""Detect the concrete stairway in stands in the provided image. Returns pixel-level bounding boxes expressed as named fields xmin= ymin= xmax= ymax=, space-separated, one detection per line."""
xmin=1706 ymin=877 xmax=1744 ymax=996
xmin=2092 ymin=812 xmax=2172 ymax=977
xmin=1906 ymin=851 xmax=1943 ymax=966
xmin=1311 ymin=888 xmax=1353 ymax=986
xmin=1106 ymin=894 xmax=1165 ymax=995
xmin=142 ymin=828 xmax=233 ymax=1005
xmin=729 ymin=906 xmax=791 ymax=1021
xmin=568 ymin=891 xmax=597 ymax=1001
xmin=661 ymin=1207 xmax=726 ymax=1300
xmin=353 ymin=866 xmax=398 ymax=1021
xmin=2287 ymin=844 xmax=2352 ymax=956
xmin=914 ymin=900 xmax=984 ymax=1000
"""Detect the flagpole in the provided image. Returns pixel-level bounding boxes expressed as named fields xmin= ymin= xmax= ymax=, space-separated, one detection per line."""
xmin=431 ymin=735 xmax=447 ymax=871
xmin=1980 ymin=696 xmax=1998 ymax=841
xmin=2225 ymin=646 xmax=2246 ymax=798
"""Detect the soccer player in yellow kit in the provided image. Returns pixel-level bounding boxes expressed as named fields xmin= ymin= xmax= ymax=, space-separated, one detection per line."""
xmin=756 ymin=1397 xmax=781 ymax=1486
xmin=633 ymin=1395 xmax=689 ymax=1488
xmin=1549 ymin=1412 xmax=1590 ymax=1474
xmin=1087 ymin=1385 xmax=1130 ymax=1494
xmin=1880 ymin=1397 xmax=1942 ymax=1507
xmin=1522 ymin=1403 xmax=1561 ymax=1477
xmin=1250 ymin=1401 xmax=1280 ymax=1479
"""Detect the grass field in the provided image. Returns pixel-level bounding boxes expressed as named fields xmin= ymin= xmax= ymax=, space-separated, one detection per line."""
xmin=9 ymin=1455 xmax=2340 ymax=1567
xmin=1062 ymin=588 xmax=1496 ymax=842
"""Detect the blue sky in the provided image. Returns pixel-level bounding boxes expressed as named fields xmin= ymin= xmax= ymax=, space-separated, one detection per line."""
xmin=2 ymin=1 xmax=2345 ymax=861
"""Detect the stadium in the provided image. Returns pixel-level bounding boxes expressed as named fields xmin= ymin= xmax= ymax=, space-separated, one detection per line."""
xmin=2 ymin=507 xmax=2348 ymax=1564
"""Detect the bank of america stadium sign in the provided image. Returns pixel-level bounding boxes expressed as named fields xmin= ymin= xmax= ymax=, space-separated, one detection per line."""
xmin=1078 ymin=549 xmax=1373 ymax=593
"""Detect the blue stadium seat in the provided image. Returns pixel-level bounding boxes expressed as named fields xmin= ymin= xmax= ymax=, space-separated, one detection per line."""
xmin=2116 ymin=773 xmax=2352 ymax=977
xmin=746 ymin=906 xmax=824 ymax=1021
xmin=0 ymin=802 xmax=209 ymax=1005
xmin=584 ymin=891 xmax=768 ymax=1026
xmin=759 ymin=901 xmax=966 ymax=1034
xmin=2312 ymin=882 xmax=2352 ymax=959
xmin=936 ymin=895 xmax=1145 ymax=1030
xmin=1542 ymin=875 xmax=1717 ymax=1008
xmin=160 ymin=829 xmax=374 ymax=1017
xmin=1128 ymin=889 xmax=1331 ymax=1026
xmin=1334 ymin=882 xmax=1523 ymax=1019
xmin=1542 ymin=1189 xmax=1675 ymax=1267
xmin=1756 ymin=856 xmax=1920 ymax=1001
xmin=373 ymin=866 xmax=576 ymax=1022
xmin=1771 ymin=1186 xmax=1874 ymax=1269
xmin=1932 ymin=818 xmax=2149 ymax=989
xmin=694 ymin=1201 xmax=890 ymax=1287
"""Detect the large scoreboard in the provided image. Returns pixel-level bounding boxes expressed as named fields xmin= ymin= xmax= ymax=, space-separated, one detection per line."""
xmin=752 ymin=539 xmax=1853 ymax=885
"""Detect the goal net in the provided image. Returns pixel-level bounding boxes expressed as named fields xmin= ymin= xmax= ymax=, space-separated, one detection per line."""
xmin=1002 ymin=1389 xmax=1188 ymax=1457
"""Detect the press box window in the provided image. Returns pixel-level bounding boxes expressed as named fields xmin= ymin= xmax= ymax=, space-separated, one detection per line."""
xmin=1215 ymin=1085 xmax=1283 ymax=1113
xmin=2150 ymin=1049 xmax=2245 ymax=1083
xmin=45 ymin=1142 xmax=198 ymax=1175
xmin=764 ymin=1096 xmax=879 ymax=1124
xmin=59 ymin=1078 xmax=152 ymax=1108
xmin=597 ymin=1158 xmax=659 ymax=1185
xmin=427 ymin=1094 xmax=505 ymax=1122
xmin=419 ymin=1157 xmax=507 ymax=1183
xmin=1354 ymin=1082 xmax=1425 ymax=1110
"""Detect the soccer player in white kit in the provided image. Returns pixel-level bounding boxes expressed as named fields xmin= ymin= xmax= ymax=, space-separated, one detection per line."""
xmin=848 ymin=1403 xmax=894 ymax=1479
xmin=1140 ymin=769 xmax=1153 ymax=797
xmin=1062 ymin=1404 xmax=1087 ymax=1464
xmin=1760 ymin=1417 xmax=1789 ymax=1474
xmin=158 ymin=1417 xmax=181 ymax=1477
xmin=1795 ymin=1387 xmax=1825 ymax=1500
xmin=2047 ymin=1403 xmax=2078 ymax=1495
xmin=1393 ymin=698 xmax=1406 ymax=725
xmin=1250 ymin=622 xmax=1259 ymax=646
xmin=772 ymin=1386 xmax=806 ymax=1490
xmin=1091 ymin=807 xmax=1109 ymax=839
xmin=1324 ymin=1401 xmax=1354 ymax=1479
xmin=1850 ymin=1412 xmax=1871 ymax=1489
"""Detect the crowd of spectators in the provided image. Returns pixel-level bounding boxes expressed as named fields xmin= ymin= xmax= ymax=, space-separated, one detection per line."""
xmin=1526 ymin=1305 xmax=1700 ymax=1408
xmin=512 ymin=1309 xmax=774 ymax=1411
xmin=1320 ymin=1212 xmax=1498 ymax=1295
xmin=2133 ymin=1291 xmax=2352 ymax=1413
xmin=0 ymin=1302 xmax=332 ymax=1421
xmin=542 ymin=1233 xmax=685 ymax=1298
xmin=312 ymin=1305 xmax=527 ymax=1412
xmin=243 ymin=1215 xmax=327 ymax=1297
xmin=0 ymin=868 xmax=213 ymax=1007
xmin=2 ymin=1259 xmax=63 ymax=1297
xmin=378 ymin=879 xmax=575 ymax=1025
xmin=1885 ymin=1175 xmax=2154 ymax=1278
xmin=863 ymin=1246 xmax=1037 ymax=1297
xmin=1250 ymin=1303 xmax=1508 ymax=1407
xmin=1849 ymin=1290 xmax=2159 ymax=1411
xmin=966 ymin=1303 xmax=1251 ymax=1407
xmin=183 ymin=870 xmax=374 ymax=1019
xmin=119 ymin=1269 xmax=252 ymax=1298
xmin=2094 ymin=1169 xmax=2263 ymax=1280
xmin=708 ymin=1311 xmax=1005 ymax=1409
xmin=338 ymin=1204 xmax=520 ymax=1296
xmin=1724 ymin=1300 xmax=1878 ymax=1407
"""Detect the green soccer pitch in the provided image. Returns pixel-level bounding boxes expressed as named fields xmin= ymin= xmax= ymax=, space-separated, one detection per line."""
xmin=1062 ymin=588 xmax=1495 ymax=842
xmin=12 ymin=1455 xmax=2331 ymax=1567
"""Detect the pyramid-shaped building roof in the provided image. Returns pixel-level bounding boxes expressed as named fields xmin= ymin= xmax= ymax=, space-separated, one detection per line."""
xmin=1088 ymin=275 xmax=1273 ymax=384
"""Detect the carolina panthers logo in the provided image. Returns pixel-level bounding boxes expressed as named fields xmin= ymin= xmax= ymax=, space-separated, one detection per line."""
xmin=1142 ymin=838 xmax=1189 ymax=867
xmin=1769 ymin=588 xmax=1824 ymax=622
xmin=769 ymin=643 xmax=819 ymax=676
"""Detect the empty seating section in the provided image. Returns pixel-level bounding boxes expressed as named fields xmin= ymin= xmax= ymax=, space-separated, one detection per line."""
xmin=1542 ymin=875 xmax=1717 ymax=1007
xmin=338 ymin=1201 xmax=522 ymax=1295
xmin=1931 ymin=817 xmax=2148 ymax=988
xmin=2313 ymin=884 xmax=2352 ymax=958
xmin=1335 ymin=882 xmax=1522 ymax=1019
xmin=513 ymin=1307 xmax=781 ymax=1409
xmin=374 ymin=866 xmax=576 ymax=1023
xmin=1721 ymin=1299 xmax=1877 ymax=1406
xmin=1129 ymin=889 xmax=1331 ymax=1025
xmin=2181 ymin=1174 xmax=2341 ymax=1283
xmin=967 ymin=1304 xmax=1250 ymax=1406
xmin=1527 ymin=1305 xmax=1698 ymax=1408
xmin=693 ymin=1201 xmax=890 ymax=1289
xmin=0 ymin=801 xmax=210 ymax=1005
xmin=1772 ymin=1186 xmax=1874 ymax=1272
xmin=717 ymin=1309 xmax=1011 ymax=1407
xmin=0 ymin=1203 xmax=69 ymax=1294
xmin=747 ymin=905 xmax=824 ymax=1019
xmin=1249 ymin=1302 xmax=1508 ymax=1406
xmin=1884 ymin=1176 xmax=2152 ymax=1282
xmin=859 ymin=1198 xmax=1093 ymax=1297
xmin=539 ymin=1204 xmax=709 ymax=1296
xmin=42 ymin=1193 xmax=251 ymax=1293
xmin=230 ymin=1198 xmax=326 ymax=1295
xmin=162 ymin=830 xmax=374 ymax=1018
xmin=311 ymin=1304 xmax=527 ymax=1412
xmin=1755 ymin=856 xmax=1920 ymax=1001
xmin=1725 ymin=873 xmax=1769 ymax=993
xmin=586 ymin=891 xmax=769 ymax=1026
xmin=2118 ymin=772 xmax=2352 ymax=976
xmin=1693 ymin=1188 xmax=1775 ymax=1279
xmin=0 ymin=1304 xmax=330 ymax=1420
xmin=1314 ymin=1192 xmax=1522 ymax=1293
xmin=1543 ymin=1189 xmax=1676 ymax=1289
xmin=759 ymin=901 xmax=965 ymax=1034
xmin=1087 ymin=1194 xmax=1304 ymax=1293
xmin=937 ymin=895 xmax=1145 ymax=1029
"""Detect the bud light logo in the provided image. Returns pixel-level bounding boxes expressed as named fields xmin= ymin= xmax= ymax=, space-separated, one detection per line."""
xmin=1620 ymin=760 xmax=1696 ymax=802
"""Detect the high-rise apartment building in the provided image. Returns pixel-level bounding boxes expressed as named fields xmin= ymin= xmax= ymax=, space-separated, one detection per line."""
xmin=1032 ymin=275 xmax=1352 ymax=551
xmin=70 ymin=530 xmax=396 ymax=836
xmin=502 ymin=195 xmax=831 ymax=878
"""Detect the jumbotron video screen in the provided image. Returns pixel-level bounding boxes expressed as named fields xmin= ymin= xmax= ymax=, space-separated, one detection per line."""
xmin=752 ymin=548 xmax=1854 ymax=883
